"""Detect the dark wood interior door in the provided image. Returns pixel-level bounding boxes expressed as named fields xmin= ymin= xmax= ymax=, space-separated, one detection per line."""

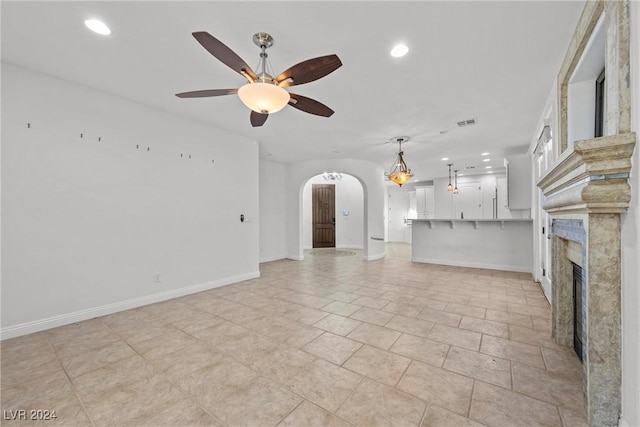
xmin=312 ymin=184 xmax=335 ymax=248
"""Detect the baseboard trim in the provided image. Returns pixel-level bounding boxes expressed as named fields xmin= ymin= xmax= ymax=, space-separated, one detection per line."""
xmin=411 ymin=257 xmax=532 ymax=273
xmin=259 ymin=255 xmax=287 ymax=263
xmin=336 ymin=245 xmax=364 ymax=250
xmin=364 ymin=252 xmax=385 ymax=261
xmin=0 ymin=271 xmax=260 ymax=340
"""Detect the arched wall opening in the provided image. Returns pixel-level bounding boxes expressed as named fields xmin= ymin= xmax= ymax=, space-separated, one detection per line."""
xmin=284 ymin=159 xmax=386 ymax=261
xmin=301 ymin=173 xmax=365 ymax=252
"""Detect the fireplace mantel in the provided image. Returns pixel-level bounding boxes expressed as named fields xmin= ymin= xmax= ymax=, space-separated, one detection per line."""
xmin=538 ymin=132 xmax=635 ymax=214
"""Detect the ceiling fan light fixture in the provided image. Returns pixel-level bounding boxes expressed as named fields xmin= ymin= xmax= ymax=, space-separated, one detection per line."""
xmin=238 ymin=82 xmax=290 ymax=114
xmin=176 ymin=31 xmax=341 ymax=126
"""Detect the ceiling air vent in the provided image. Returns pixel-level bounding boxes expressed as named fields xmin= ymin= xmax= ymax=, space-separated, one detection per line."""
xmin=457 ymin=118 xmax=477 ymax=127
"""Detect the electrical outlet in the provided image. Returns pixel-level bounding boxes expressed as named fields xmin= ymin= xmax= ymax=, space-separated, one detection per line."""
xmin=154 ymin=273 xmax=161 ymax=283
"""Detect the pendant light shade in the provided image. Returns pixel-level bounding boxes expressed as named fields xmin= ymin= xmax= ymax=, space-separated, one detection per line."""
xmin=447 ymin=164 xmax=453 ymax=191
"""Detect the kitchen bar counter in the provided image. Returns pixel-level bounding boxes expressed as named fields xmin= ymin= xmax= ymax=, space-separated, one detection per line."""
xmin=410 ymin=218 xmax=533 ymax=273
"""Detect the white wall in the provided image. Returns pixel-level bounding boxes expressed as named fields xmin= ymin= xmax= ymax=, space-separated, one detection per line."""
xmin=259 ymin=159 xmax=287 ymax=262
xmin=567 ymin=79 xmax=596 ymax=147
xmin=302 ymin=174 xmax=364 ymax=249
xmin=1 ymin=64 xmax=260 ymax=338
xmin=284 ymin=159 xmax=386 ymax=261
xmin=334 ymin=175 xmax=365 ymax=248
xmin=620 ymin=2 xmax=640 ymax=425
xmin=506 ymin=154 xmax=532 ymax=210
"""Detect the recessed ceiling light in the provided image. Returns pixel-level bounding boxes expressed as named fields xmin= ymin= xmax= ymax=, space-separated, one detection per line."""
xmin=390 ymin=44 xmax=409 ymax=58
xmin=487 ymin=171 xmax=493 ymax=174
xmin=483 ymin=158 xmax=491 ymax=162
xmin=481 ymin=152 xmax=490 ymax=156
xmin=441 ymin=157 xmax=449 ymax=161
xmin=485 ymin=166 xmax=492 ymax=169
xmin=459 ymin=173 xmax=464 ymax=176
xmin=85 ymin=19 xmax=111 ymax=35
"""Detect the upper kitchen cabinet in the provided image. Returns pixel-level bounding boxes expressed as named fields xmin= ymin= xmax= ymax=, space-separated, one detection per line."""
xmin=415 ymin=186 xmax=435 ymax=219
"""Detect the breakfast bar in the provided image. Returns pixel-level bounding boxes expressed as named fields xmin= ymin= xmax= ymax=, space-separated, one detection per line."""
xmin=411 ymin=218 xmax=534 ymax=273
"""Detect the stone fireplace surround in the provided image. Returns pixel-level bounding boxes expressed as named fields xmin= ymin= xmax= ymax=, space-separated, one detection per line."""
xmin=537 ymin=1 xmax=635 ymax=425
xmin=539 ymin=134 xmax=634 ymax=426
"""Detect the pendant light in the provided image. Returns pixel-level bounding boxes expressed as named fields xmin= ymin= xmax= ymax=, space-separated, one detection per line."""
xmin=385 ymin=136 xmax=413 ymax=187
xmin=447 ymin=164 xmax=453 ymax=192
xmin=453 ymin=170 xmax=459 ymax=194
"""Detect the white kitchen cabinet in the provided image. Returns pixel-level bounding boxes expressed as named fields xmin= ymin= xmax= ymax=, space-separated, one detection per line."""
xmin=496 ymin=177 xmax=512 ymax=218
xmin=415 ymin=186 xmax=435 ymax=219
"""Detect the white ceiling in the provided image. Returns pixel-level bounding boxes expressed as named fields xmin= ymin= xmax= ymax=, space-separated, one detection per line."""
xmin=1 ymin=1 xmax=585 ymax=182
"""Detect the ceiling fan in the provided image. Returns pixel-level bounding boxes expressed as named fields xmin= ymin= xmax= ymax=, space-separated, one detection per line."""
xmin=176 ymin=32 xmax=342 ymax=127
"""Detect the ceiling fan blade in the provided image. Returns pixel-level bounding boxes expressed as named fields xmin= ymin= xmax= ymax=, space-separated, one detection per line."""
xmin=250 ymin=111 xmax=269 ymax=127
xmin=276 ymin=54 xmax=342 ymax=88
xmin=192 ymin=32 xmax=258 ymax=81
xmin=175 ymin=89 xmax=238 ymax=98
xmin=288 ymin=93 xmax=334 ymax=117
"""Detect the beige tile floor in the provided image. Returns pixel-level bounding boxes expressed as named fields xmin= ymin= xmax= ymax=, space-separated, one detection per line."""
xmin=1 ymin=246 xmax=589 ymax=426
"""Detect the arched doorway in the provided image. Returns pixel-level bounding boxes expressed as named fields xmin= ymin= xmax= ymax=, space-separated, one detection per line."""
xmin=301 ymin=173 xmax=365 ymax=255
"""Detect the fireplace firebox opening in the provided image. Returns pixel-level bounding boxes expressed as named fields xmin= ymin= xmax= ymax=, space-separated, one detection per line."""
xmin=572 ymin=262 xmax=584 ymax=362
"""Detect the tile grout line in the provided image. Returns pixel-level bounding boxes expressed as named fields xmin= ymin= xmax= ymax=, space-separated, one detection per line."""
xmin=331 ymin=375 xmax=367 ymax=416
xmin=467 ymin=379 xmax=477 ymax=418
xmin=44 ymin=332 xmax=97 ymax=427
xmin=273 ymin=398 xmax=305 ymax=426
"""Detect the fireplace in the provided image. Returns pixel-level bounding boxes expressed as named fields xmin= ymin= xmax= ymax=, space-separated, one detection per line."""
xmin=543 ymin=163 xmax=630 ymax=426
xmin=536 ymin=1 xmax=635 ymax=424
